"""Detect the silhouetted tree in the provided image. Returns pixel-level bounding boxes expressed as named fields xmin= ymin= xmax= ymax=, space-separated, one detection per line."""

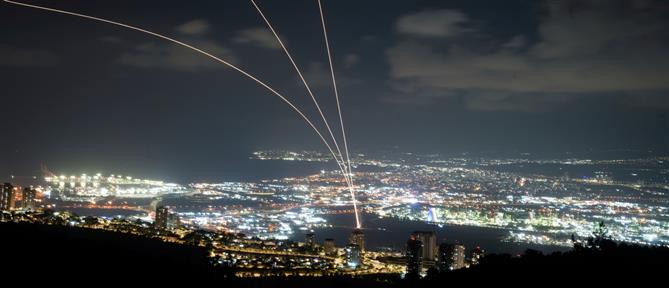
xmin=593 ymin=221 xmax=608 ymax=239
xmin=587 ymin=221 xmax=610 ymax=249
xmin=571 ymin=233 xmax=584 ymax=251
xmin=83 ymin=216 xmax=99 ymax=226
xmin=425 ymin=266 xmax=439 ymax=279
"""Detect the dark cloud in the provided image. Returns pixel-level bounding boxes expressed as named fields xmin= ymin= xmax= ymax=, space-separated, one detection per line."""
xmin=360 ymin=35 xmax=377 ymax=43
xmin=386 ymin=0 xmax=669 ymax=111
xmin=303 ymin=61 xmax=362 ymax=88
xmin=0 ymin=44 xmax=58 ymax=67
xmin=395 ymin=9 xmax=471 ymax=38
xmin=343 ymin=54 xmax=359 ymax=68
xmin=99 ymin=36 xmax=122 ymax=43
xmin=176 ymin=19 xmax=210 ymax=35
xmin=502 ymin=35 xmax=527 ymax=49
xmin=116 ymin=20 xmax=235 ymax=71
xmin=117 ymin=40 xmax=237 ymax=71
xmin=233 ymin=27 xmax=281 ymax=50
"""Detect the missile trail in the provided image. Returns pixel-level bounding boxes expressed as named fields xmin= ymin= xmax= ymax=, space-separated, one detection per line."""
xmin=250 ymin=0 xmax=348 ymax=177
xmin=2 ymin=0 xmax=354 ymax=190
xmin=251 ymin=0 xmax=360 ymax=227
xmin=317 ymin=0 xmax=359 ymax=228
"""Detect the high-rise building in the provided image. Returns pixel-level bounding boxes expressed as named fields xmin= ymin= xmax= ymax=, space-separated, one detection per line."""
xmin=349 ymin=228 xmax=365 ymax=252
xmin=305 ymin=233 xmax=316 ymax=248
xmin=438 ymin=243 xmax=454 ymax=272
xmin=155 ymin=206 xmax=168 ymax=228
xmin=411 ymin=231 xmax=437 ymax=262
xmin=1 ymin=183 xmax=16 ymax=211
xmin=406 ymin=237 xmax=423 ymax=278
xmin=166 ymin=211 xmax=180 ymax=229
xmin=21 ymin=187 xmax=37 ymax=210
xmin=155 ymin=206 xmax=180 ymax=230
xmin=470 ymin=246 xmax=485 ymax=266
xmin=345 ymin=244 xmax=361 ymax=268
xmin=324 ymin=238 xmax=336 ymax=256
xmin=438 ymin=243 xmax=466 ymax=271
xmin=451 ymin=244 xmax=466 ymax=269
xmin=437 ymin=243 xmax=448 ymax=272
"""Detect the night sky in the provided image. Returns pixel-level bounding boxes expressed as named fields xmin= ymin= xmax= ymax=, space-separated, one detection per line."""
xmin=1 ymin=0 xmax=667 ymax=182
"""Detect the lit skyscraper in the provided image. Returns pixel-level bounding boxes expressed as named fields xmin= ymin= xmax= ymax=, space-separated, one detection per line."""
xmin=470 ymin=246 xmax=485 ymax=266
xmin=411 ymin=231 xmax=437 ymax=262
xmin=155 ymin=206 xmax=168 ymax=229
xmin=451 ymin=244 xmax=466 ymax=269
xmin=349 ymin=228 xmax=365 ymax=252
xmin=437 ymin=243 xmax=450 ymax=272
xmin=305 ymin=233 xmax=315 ymax=249
xmin=345 ymin=244 xmax=361 ymax=268
xmin=21 ymin=187 xmax=36 ymax=210
xmin=1 ymin=183 xmax=16 ymax=211
xmin=438 ymin=243 xmax=466 ymax=271
xmin=167 ymin=211 xmax=180 ymax=229
xmin=406 ymin=237 xmax=423 ymax=278
xmin=154 ymin=205 xmax=180 ymax=230
xmin=324 ymin=238 xmax=336 ymax=256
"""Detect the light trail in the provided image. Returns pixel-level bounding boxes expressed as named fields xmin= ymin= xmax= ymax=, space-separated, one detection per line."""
xmin=250 ymin=0 xmax=360 ymax=227
xmin=317 ymin=0 xmax=359 ymax=228
xmin=249 ymin=0 xmax=347 ymax=175
xmin=2 ymin=0 xmax=355 ymax=193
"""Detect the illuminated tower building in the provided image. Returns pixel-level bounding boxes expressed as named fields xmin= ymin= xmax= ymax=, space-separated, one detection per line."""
xmin=349 ymin=228 xmax=365 ymax=252
xmin=451 ymin=244 xmax=466 ymax=269
xmin=411 ymin=231 xmax=437 ymax=262
xmin=438 ymin=243 xmax=466 ymax=271
xmin=166 ymin=211 xmax=180 ymax=229
xmin=1 ymin=183 xmax=16 ymax=211
xmin=470 ymin=246 xmax=485 ymax=266
xmin=21 ymin=187 xmax=37 ymax=210
xmin=305 ymin=233 xmax=316 ymax=249
xmin=437 ymin=243 xmax=450 ymax=272
xmin=406 ymin=237 xmax=423 ymax=279
xmin=345 ymin=244 xmax=361 ymax=268
xmin=324 ymin=238 xmax=336 ymax=256
xmin=154 ymin=206 xmax=169 ymax=229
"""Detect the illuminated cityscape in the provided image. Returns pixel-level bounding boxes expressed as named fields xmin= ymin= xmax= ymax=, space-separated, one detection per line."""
xmin=1 ymin=149 xmax=668 ymax=278
xmin=1 ymin=0 xmax=667 ymax=284
xmin=31 ymin=152 xmax=669 ymax=251
xmin=43 ymin=173 xmax=186 ymax=199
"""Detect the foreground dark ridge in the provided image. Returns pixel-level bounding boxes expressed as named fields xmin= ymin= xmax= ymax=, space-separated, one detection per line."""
xmin=417 ymin=242 xmax=669 ymax=284
xmin=0 ymin=222 xmax=386 ymax=286
xmin=1 ymin=222 xmax=668 ymax=286
xmin=0 ymin=222 xmax=213 ymax=273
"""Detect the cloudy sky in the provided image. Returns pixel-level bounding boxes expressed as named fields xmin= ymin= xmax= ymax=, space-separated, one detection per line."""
xmin=1 ymin=0 xmax=667 ymax=181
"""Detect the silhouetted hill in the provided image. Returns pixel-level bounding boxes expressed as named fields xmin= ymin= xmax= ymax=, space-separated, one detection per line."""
xmin=2 ymin=222 xmax=667 ymax=286
xmin=416 ymin=241 xmax=669 ymax=285
xmin=0 ymin=222 xmax=218 ymax=282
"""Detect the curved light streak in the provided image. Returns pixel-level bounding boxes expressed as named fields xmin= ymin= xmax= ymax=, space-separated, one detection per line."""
xmin=3 ymin=0 xmax=355 ymax=201
xmin=250 ymin=0 xmax=359 ymax=228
